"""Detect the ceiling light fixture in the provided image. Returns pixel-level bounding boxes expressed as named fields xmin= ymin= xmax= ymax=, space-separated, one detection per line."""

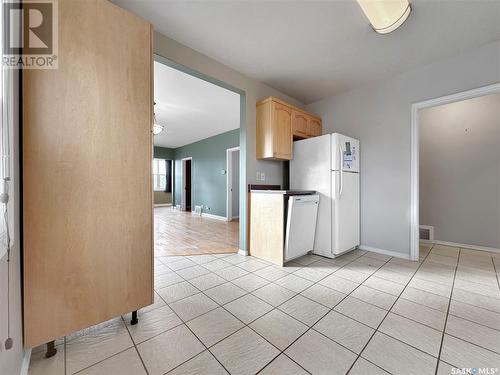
xmin=357 ymin=0 xmax=412 ymax=34
xmin=153 ymin=102 xmax=164 ymax=135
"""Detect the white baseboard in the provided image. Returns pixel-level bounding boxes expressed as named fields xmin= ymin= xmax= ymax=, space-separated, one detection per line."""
xmin=358 ymin=245 xmax=411 ymax=260
xmin=195 ymin=212 xmax=228 ymax=221
xmin=238 ymin=249 xmax=248 ymax=256
xmin=20 ymin=349 xmax=31 ymax=375
xmin=154 ymin=203 xmax=172 ymax=207
xmin=433 ymin=240 xmax=500 ymax=254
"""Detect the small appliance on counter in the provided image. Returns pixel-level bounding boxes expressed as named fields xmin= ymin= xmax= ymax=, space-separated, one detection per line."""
xmin=290 ymin=133 xmax=360 ymax=258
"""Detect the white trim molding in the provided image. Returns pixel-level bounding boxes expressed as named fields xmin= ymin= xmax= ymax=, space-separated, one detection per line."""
xmin=410 ymin=83 xmax=500 ymax=262
xmin=238 ymin=248 xmax=248 ymax=256
xmin=20 ymin=349 xmax=32 ymax=375
xmin=358 ymin=245 xmax=411 ymax=260
xmin=198 ymin=212 xmax=228 ymax=221
xmin=154 ymin=203 xmax=172 ymax=207
xmin=433 ymin=240 xmax=500 ymax=254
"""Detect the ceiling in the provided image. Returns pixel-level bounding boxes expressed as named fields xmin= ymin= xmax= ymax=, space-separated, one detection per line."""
xmin=153 ymin=61 xmax=240 ymax=148
xmin=115 ymin=0 xmax=500 ymax=104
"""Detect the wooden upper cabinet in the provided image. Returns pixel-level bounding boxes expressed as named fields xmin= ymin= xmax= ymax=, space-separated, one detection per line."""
xmin=308 ymin=116 xmax=322 ymax=137
xmin=272 ymin=103 xmax=292 ymax=159
xmin=257 ymin=97 xmax=322 ymax=160
xmin=292 ymin=110 xmax=309 ymax=139
xmin=256 ymin=98 xmax=292 ymax=160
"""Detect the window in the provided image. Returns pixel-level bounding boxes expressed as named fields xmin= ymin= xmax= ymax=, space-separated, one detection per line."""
xmin=153 ymin=158 xmax=172 ymax=192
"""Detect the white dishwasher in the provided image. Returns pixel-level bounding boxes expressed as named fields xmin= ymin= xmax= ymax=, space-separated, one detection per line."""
xmin=284 ymin=194 xmax=320 ymax=262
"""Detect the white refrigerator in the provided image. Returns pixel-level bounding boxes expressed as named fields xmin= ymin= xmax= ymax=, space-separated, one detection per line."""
xmin=290 ymin=133 xmax=360 ymax=258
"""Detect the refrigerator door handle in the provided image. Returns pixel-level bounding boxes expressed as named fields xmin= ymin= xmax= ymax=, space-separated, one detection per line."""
xmin=338 ymin=145 xmax=343 ymax=199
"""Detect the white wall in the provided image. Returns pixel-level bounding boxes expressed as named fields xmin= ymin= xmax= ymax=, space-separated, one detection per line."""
xmin=307 ymin=41 xmax=500 ymax=257
xmin=419 ymin=93 xmax=500 ymax=249
xmin=232 ymin=151 xmax=240 ymax=217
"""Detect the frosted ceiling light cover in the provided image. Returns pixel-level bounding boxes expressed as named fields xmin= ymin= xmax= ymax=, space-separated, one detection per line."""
xmin=357 ymin=0 xmax=412 ymax=34
xmin=153 ymin=123 xmax=164 ymax=135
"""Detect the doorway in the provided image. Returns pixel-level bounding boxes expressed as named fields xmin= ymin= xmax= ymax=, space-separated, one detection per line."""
xmin=226 ymin=147 xmax=240 ymax=221
xmin=181 ymin=157 xmax=192 ymax=212
xmin=410 ymin=83 xmax=500 ymax=260
xmin=153 ymin=54 xmax=245 ymax=257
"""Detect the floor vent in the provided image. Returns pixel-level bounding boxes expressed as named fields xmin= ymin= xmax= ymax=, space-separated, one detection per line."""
xmin=194 ymin=205 xmax=202 ymax=216
xmin=419 ymin=225 xmax=434 ymax=241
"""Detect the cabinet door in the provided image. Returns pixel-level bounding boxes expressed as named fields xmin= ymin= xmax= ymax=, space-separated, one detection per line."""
xmin=272 ymin=102 xmax=292 ymax=159
xmin=292 ymin=110 xmax=309 ymax=139
xmin=23 ymin=0 xmax=153 ymax=348
xmin=308 ymin=117 xmax=322 ymax=137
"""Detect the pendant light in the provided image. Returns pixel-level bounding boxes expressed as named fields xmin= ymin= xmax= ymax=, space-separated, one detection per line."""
xmin=153 ymin=102 xmax=164 ymax=135
xmin=357 ymin=0 xmax=412 ymax=34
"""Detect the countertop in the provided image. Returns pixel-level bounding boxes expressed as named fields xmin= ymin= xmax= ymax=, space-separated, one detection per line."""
xmin=250 ymin=189 xmax=316 ymax=195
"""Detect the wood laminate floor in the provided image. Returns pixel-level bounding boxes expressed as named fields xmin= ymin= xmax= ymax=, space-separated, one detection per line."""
xmin=154 ymin=207 xmax=239 ymax=256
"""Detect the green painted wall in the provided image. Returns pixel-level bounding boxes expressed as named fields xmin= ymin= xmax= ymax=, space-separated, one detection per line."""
xmin=173 ymin=129 xmax=239 ymax=217
xmin=154 ymin=146 xmax=175 ymax=160
xmin=153 ymin=146 xmax=175 ymax=205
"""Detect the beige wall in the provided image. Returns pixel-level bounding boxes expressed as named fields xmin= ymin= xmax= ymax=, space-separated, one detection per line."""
xmin=154 ymin=32 xmax=304 ymax=188
xmin=419 ymin=93 xmax=500 ymax=249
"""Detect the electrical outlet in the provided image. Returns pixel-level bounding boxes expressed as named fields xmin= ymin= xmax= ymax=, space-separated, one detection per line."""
xmin=260 ymin=172 xmax=265 ymax=181
xmin=256 ymin=172 xmax=260 ymax=181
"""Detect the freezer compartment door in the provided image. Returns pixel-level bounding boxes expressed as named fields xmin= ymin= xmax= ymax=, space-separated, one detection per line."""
xmin=332 ymin=171 xmax=360 ymax=255
xmin=284 ymin=195 xmax=320 ymax=262
xmin=332 ymin=133 xmax=360 ymax=172
xmin=291 ymin=134 xmax=332 ymax=185
xmin=290 ymin=134 xmax=332 ymax=256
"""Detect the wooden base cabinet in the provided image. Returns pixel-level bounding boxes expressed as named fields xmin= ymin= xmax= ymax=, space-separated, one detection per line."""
xmin=256 ymin=97 xmax=322 ymax=160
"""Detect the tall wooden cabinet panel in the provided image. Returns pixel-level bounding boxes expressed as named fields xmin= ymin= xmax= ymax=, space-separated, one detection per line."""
xmin=22 ymin=0 xmax=153 ymax=348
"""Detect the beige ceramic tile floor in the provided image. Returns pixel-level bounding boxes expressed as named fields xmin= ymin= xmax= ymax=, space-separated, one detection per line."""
xmin=29 ymin=243 xmax=500 ymax=374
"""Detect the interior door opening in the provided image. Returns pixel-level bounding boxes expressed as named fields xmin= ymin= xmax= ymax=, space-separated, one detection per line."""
xmin=226 ymin=147 xmax=240 ymax=221
xmin=182 ymin=158 xmax=192 ymax=212
xmin=411 ymin=83 xmax=500 ymax=261
xmin=153 ymin=55 xmax=245 ymax=257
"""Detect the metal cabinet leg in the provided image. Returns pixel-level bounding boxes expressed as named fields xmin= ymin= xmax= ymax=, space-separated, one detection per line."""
xmin=131 ymin=310 xmax=138 ymax=325
xmin=45 ymin=340 xmax=57 ymax=358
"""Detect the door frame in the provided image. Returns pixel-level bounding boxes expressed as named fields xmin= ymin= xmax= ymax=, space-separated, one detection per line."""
xmin=181 ymin=157 xmax=192 ymax=212
xmin=226 ymin=146 xmax=240 ymax=221
xmin=410 ymin=82 xmax=500 ymax=261
xmin=154 ymin=54 xmax=248 ymax=254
